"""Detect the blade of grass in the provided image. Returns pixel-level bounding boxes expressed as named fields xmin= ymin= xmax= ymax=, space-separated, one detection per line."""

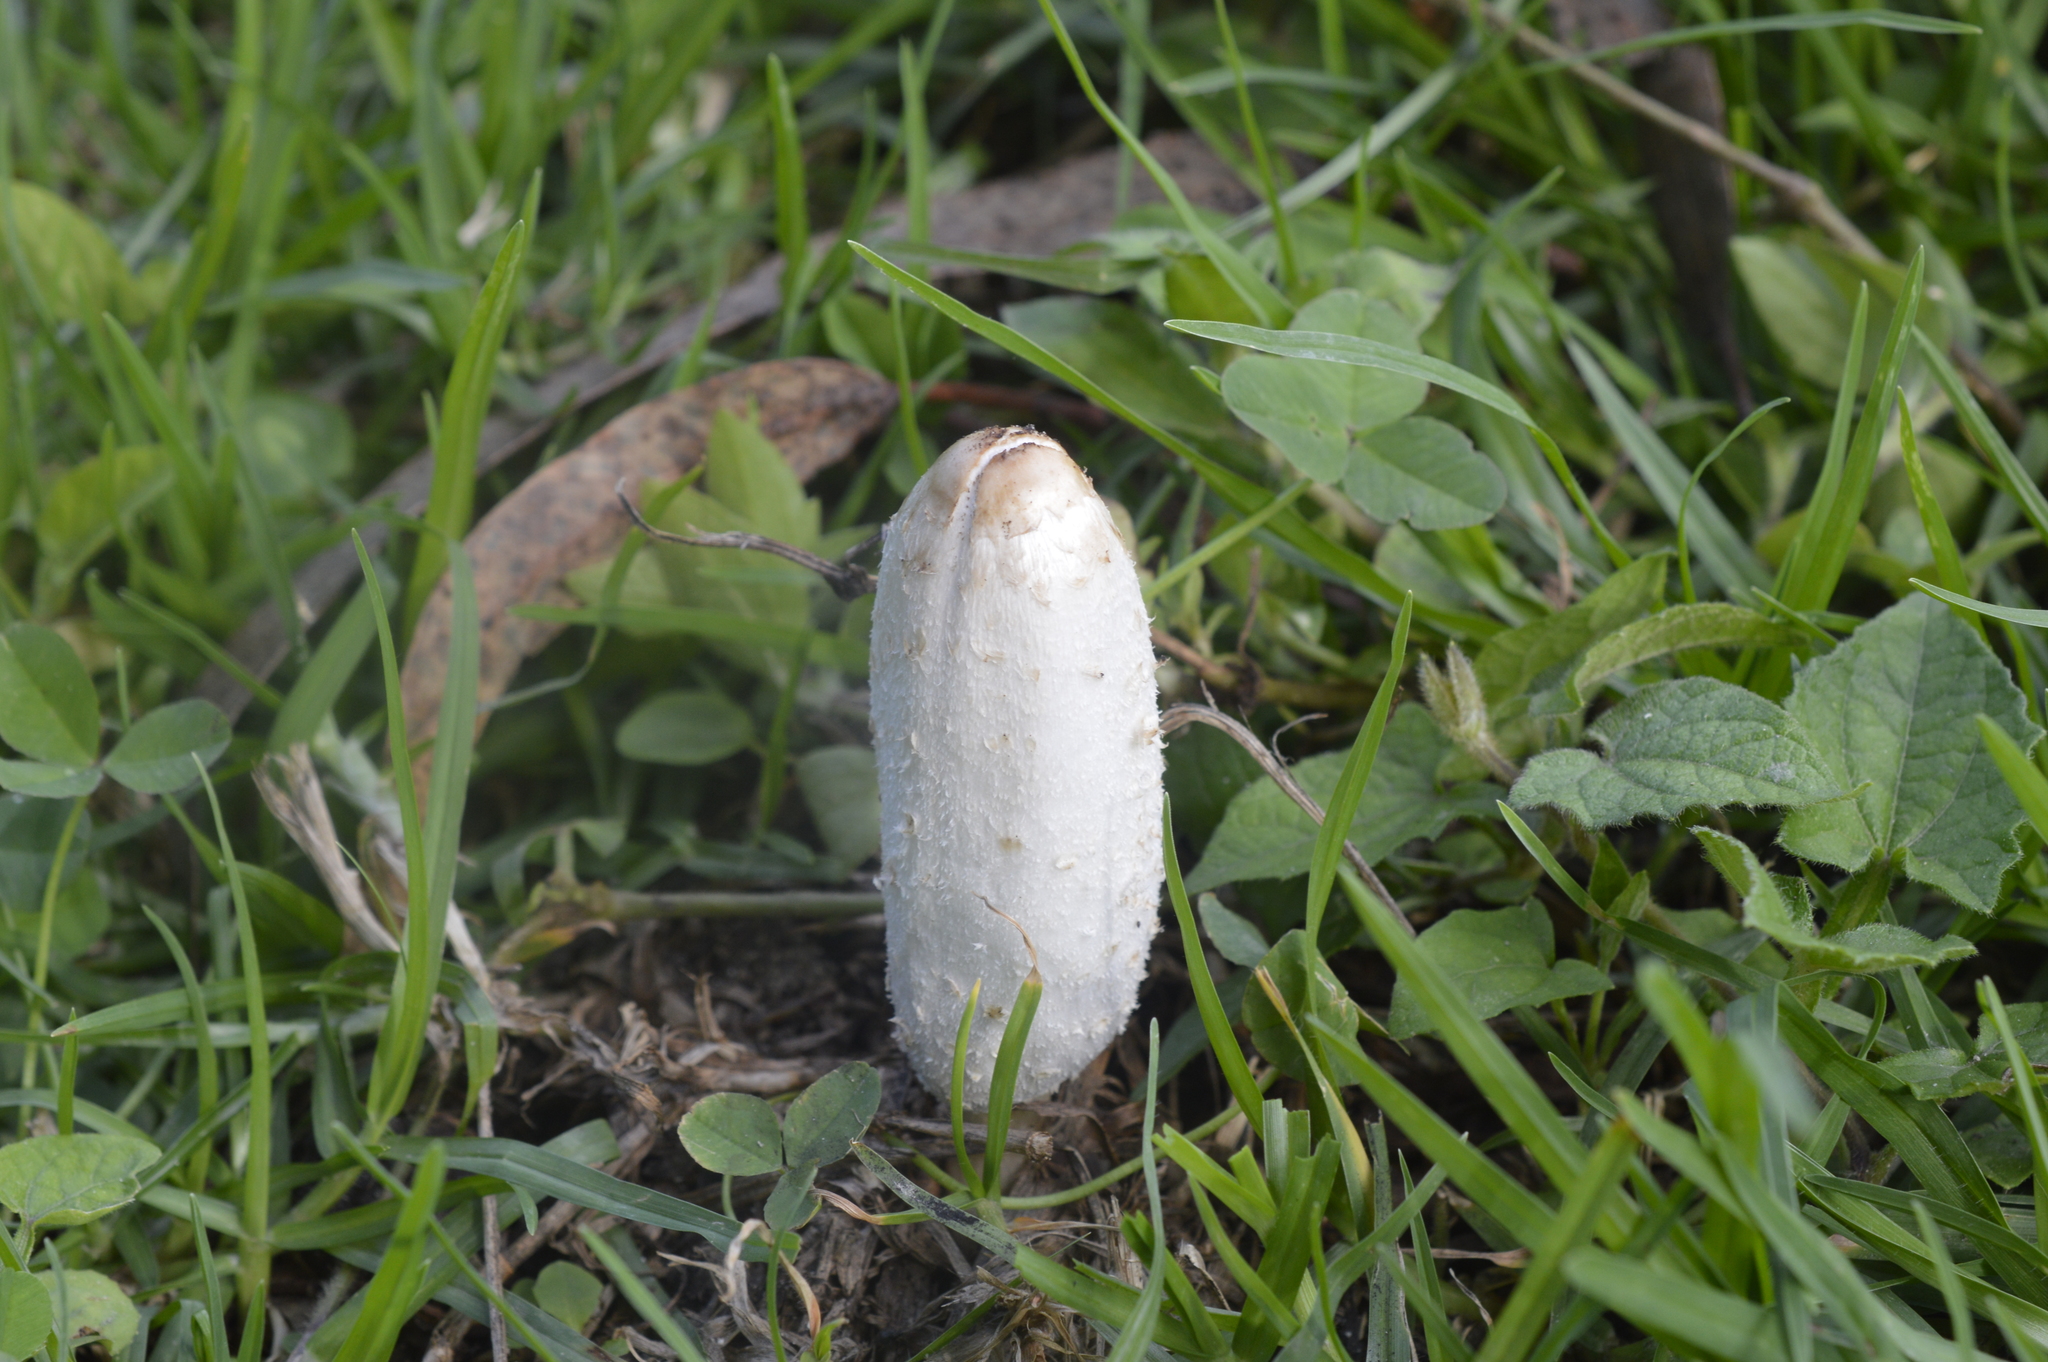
xmin=581 ymin=1225 xmax=710 ymax=1362
xmin=194 ymin=760 xmax=272 ymax=1299
xmin=1033 ymin=0 xmax=1289 ymax=327
xmin=402 ymin=202 xmax=532 ymax=634
xmin=766 ymin=54 xmax=813 ymax=357
xmin=1981 ymin=976 xmax=2048 ymax=1254
xmin=1163 ymin=796 xmax=1265 ymax=1122
xmin=1304 ymin=592 xmax=1411 ymax=942
xmin=1472 ymin=1118 xmax=1638 ymax=1362
xmin=1678 ymin=399 xmax=1790 ymax=603
xmin=978 ymin=960 xmax=1043 ymax=1201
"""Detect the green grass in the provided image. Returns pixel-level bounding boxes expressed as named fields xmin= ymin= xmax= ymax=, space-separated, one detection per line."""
xmin=5 ymin=0 xmax=2048 ymax=1358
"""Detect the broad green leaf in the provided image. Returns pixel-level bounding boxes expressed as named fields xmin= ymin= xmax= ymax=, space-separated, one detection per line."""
xmin=1242 ymin=929 xmax=1363 ymax=1078
xmin=615 ymin=689 xmax=756 ymax=767
xmin=1385 ymin=901 xmax=1610 ymax=1039
xmin=1531 ymin=602 xmax=1808 ymax=716
xmin=1781 ymin=594 xmax=2042 ymax=912
xmin=102 ymin=699 xmax=230 ymax=794
xmin=820 ymin=288 xmax=962 ymax=376
xmin=1003 ymin=297 xmax=1240 ymax=446
xmin=0 ymin=624 xmax=98 ymax=768
xmin=1219 ymin=290 xmax=1427 ymax=482
xmin=1511 ymin=677 xmax=1836 ymax=827
xmin=1876 ymin=999 xmax=2048 ymax=1099
xmin=0 ymin=761 xmax=100 ymax=799
xmin=1473 ymin=553 xmax=1667 ymax=707
xmin=37 ymin=1269 xmax=138 ymax=1353
xmin=1878 ymin=1046 xmax=2008 ymax=1100
xmin=534 ymin=1261 xmax=605 ymax=1332
xmin=1963 ymin=1115 xmax=2035 ymax=1188
xmin=1695 ymin=827 xmax=1973 ymax=971
xmin=779 ymin=1062 xmax=880 ymax=1168
xmin=641 ymin=420 xmax=824 ymax=678
xmin=0 ymin=1134 xmax=160 ymax=1228
xmin=676 ymin=1092 xmax=784 ymax=1176
xmin=0 ymin=1267 xmax=51 ymax=1361
xmin=1186 ymin=706 xmax=1495 ymax=890
xmin=31 ymin=445 xmax=169 ymax=611
xmin=1345 ymin=417 xmax=1504 ymax=531
xmin=3 ymin=182 xmax=142 ymax=323
xmin=1198 ymin=893 xmax=1269 ymax=968
xmin=701 ymin=407 xmax=819 ymax=550
xmin=240 ymin=392 xmax=355 ymax=502
xmin=794 ymin=746 xmax=880 ymax=867
xmin=1730 ymin=233 xmax=1915 ymax=389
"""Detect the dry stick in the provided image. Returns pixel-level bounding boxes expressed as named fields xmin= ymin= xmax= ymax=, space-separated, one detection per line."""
xmin=616 ymin=482 xmax=879 ymax=600
xmin=1157 ymin=703 xmax=1417 ymax=938
xmin=491 ymin=887 xmax=883 ymax=967
xmin=479 ymin=1079 xmax=509 ymax=1362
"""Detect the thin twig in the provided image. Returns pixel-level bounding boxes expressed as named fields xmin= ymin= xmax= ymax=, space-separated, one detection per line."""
xmin=616 ymin=480 xmax=878 ymax=600
xmin=479 ymin=1080 xmax=509 ymax=1362
xmin=491 ymin=887 xmax=884 ymax=967
xmin=1159 ymin=704 xmax=1416 ymax=937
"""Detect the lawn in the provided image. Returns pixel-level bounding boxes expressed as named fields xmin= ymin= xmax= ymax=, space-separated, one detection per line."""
xmin=3 ymin=0 xmax=2048 ymax=1359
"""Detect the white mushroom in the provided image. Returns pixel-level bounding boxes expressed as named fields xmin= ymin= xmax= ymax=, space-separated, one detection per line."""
xmin=871 ymin=426 xmax=1164 ymax=1106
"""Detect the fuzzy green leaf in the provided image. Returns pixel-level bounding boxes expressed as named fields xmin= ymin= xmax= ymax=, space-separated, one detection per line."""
xmin=0 ymin=1268 xmax=52 ymax=1361
xmin=1386 ymin=900 xmax=1610 ymax=1039
xmin=0 ymin=1134 xmax=160 ymax=1229
xmin=39 ymin=1269 xmax=139 ymax=1354
xmin=676 ymin=1092 xmax=784 ymax=1177
xmin=1695 ymin=827 xmax=1974 ymax=970
xmin=1530 ymin=603 xmax=1809 ymax=716
xmin=1186 ymin=706 xmax=1495 ymax=890
xmin=1781 ymin=594 xmax=2042 ymax=912
xmin=1511 ymin=678 xmax=1835 ymax=827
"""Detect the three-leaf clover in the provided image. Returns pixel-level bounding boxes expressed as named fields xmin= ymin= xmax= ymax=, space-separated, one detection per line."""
xmin=676 ymin=1063 xmax=880 ymax=1233
xmin=1220 ymin=289 xmax=1506 ymax=529
xmin=0 ymin=623 xmax=229 ymax=799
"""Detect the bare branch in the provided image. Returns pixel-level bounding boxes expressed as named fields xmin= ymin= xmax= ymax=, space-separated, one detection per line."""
xmin=1160 ymin=703 xmax=1416 ymax=938
xmin=615 ymin=480 xmax=878 ymax=600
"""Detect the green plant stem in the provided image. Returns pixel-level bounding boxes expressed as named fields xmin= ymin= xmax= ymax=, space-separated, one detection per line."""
xmin=23 ymin=795 xmax=87 ymax=1091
